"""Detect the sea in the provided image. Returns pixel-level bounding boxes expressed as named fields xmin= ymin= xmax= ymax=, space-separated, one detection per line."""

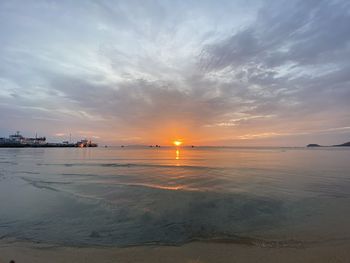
xmin=0 ymin=146 xmax=350 ymax=247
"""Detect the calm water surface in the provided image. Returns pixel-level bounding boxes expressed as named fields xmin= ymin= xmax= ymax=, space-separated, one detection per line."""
xmin=0 ymin=146 xmax=350 ymax=246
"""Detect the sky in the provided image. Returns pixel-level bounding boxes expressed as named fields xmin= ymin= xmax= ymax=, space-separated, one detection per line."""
xmin=1 ymin=0 xmax=350 ymax=146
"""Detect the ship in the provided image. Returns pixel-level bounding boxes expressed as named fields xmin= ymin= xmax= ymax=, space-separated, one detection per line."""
xmin=0 ymin=131 xmax=48 ymax=147
xmin=75 ymin=139 xmax=98 ymax=148
xmin=0 ymin=132 xmax=97 ymax=148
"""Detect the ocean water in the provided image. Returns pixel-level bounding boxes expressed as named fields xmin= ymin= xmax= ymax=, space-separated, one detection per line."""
xmin=0 ymin=146 xmax=350 ymax=247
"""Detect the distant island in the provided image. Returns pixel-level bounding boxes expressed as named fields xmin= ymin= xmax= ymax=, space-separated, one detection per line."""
xmin=307 ymin=142 xmax=350 ymax=147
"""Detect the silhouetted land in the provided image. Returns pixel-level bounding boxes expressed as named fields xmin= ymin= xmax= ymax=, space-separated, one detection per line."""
xmin=307 ymin=141 xmax=350 ymax=147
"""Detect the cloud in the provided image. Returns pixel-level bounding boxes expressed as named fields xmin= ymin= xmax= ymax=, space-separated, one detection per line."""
xmin=196 ymin=0 xmax=350 ymax=142
xmin=0 ymin=0 xmax=349 ymax=145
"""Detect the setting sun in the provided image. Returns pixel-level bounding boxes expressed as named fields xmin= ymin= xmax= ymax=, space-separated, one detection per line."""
xmin=173 ymin=140 xmax=183 ymax=146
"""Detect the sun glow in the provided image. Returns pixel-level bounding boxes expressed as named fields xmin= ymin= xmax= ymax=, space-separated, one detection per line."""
xmin=173 ymin=140 xmax=182 ymax=146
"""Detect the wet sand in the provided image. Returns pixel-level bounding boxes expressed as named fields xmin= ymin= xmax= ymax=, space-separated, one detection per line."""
xmin=1 ymin=239 xmax=350 ymax=263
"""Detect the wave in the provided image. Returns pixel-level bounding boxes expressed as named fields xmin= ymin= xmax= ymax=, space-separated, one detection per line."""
xmin=188 ymin=235 xmax=304 ymax=248
xmin=19 ymin=171 xmax=40 ymax=175
xmin=121 ymin=235 xmax=305 ymax=249
xmin=0 ymin=161 xmax=18 ymax=165
xmin=4 ymin=230 xmax=350 ymax=249
xmin=129 ymin=235 xmax=350 ymax=248
xmin=61 ymin=173 xmax=98 ymax=177
xmin=37 ymin=162 xmax=216 ymax=170
xmin=20 ymin=177 xmax=72 ymax=192
xmin=22 ymin=175 xmax=202 ymax=194
xmin=116 ymin=182 xmax=201 ymax=192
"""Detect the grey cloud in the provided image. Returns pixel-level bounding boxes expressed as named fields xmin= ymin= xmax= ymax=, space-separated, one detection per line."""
xmin=197 ymin=0 xmax=350 ymax=133
xmin=200 ymin=0 xmax=350 ymax=70
xmin=48 ymin=74 xmax=238 ymax=128
xmin=1 ymin=0 xmax=349 ymax=145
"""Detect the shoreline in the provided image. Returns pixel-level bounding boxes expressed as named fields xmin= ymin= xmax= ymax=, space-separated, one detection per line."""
xmin=1 ymin=239 xmax=350 ymax=263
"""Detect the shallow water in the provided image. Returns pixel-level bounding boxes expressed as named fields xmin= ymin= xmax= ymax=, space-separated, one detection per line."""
xmin=0 ymin=146 xmax=350 ymax=246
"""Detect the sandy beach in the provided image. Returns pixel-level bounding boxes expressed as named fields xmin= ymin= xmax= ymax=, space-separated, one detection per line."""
xmin=1 ymin=239 xmax=350 ymax=263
